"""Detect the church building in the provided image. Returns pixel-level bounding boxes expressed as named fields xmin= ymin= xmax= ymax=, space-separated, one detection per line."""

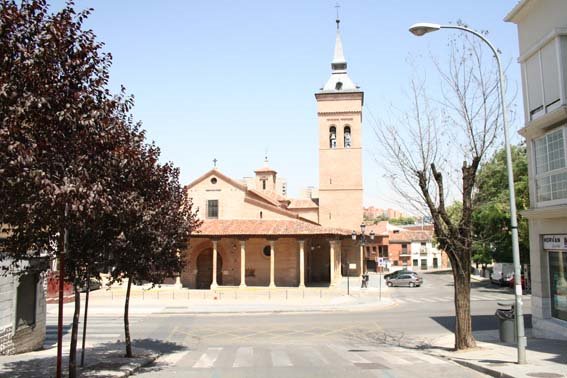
xmin=181 ymin=18 xmax=366 ymax=290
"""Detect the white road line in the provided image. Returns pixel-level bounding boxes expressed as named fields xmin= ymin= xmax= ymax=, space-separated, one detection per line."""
xmin=412 ymin=353 xmax=448 ymax=365
xmin=193 ymin=347 xmax=222 ymax=368
xmin=233 ymin=346 xmax=254 ymax=368
xmin=158 ymin=350 xmax=189 ymax=366
xmin=367 ymin=350 xmax=411 ymax=366
xmin=271 ymin=350 xmax=293 ymax=367
xmin=419 ymin=297 xmax=439 ymax=303
xmin=328 ymin=345 xmax=371 ymax=364
xmin=402 ymin=297 xmax=423 ymax=303
xmin=301 ymin=346 xmax=329 ymax=366
xmin=45 ymin=333 xmax=120 ymax=339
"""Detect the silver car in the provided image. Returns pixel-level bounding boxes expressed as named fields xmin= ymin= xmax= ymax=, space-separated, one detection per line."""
xmin=386 ymin=273 xmax=423 ymax=287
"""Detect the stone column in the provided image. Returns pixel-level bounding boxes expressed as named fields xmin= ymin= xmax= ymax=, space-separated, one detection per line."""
xmin=298 ymin=240 xmax=305 ymax=288
xmin=329 ymin=241 xmax=336 ymax=286
xmin=239 ymin=240 xmax=247 ymax=288
xmin=174 ymin=276 xmax=182 ymax=288
xmin=336 ymin=240 xmax=342 ymax=279
xmin=269 ymin=240 xmax=276 ymax=288
xmin=211 ymin=240 xmax=218 ymax=289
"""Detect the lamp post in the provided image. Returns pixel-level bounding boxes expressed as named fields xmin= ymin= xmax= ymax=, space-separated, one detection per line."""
xmin=350 ymin=224 xmax=375 ymax=295
xmin=408 ymin=22 xmax=527 ymax=364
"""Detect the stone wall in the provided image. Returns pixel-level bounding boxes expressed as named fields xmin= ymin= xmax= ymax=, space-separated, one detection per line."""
xmin=0 ymin=271 xmax=46 ymax=355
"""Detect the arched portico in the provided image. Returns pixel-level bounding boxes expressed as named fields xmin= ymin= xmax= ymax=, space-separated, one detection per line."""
xmin=195 ymin=248 xmax=223 ymax=289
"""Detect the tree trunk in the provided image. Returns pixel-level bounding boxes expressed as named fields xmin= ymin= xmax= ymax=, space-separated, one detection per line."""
xmin=124 ymin=278 xmax=133 ymax=358
xmin=80 ymin=276 xmax=90 ymax=367
xmin=69 ymin=283 xmax=81 ymax=378
xmin=453 ymin=266 xmax=477 ymax=350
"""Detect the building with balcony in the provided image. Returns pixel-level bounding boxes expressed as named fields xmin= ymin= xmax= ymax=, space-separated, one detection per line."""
xmin=506 ymin=0 xmax=567 ymax=340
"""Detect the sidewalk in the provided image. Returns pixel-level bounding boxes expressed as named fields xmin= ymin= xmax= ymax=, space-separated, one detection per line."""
xmin=428 ymin=330 xmax=567 ymax=378
xmin=47 ymin=275 xmax=395 ymax=316
xmin=0 ymin=343 xmax=159 ymax=378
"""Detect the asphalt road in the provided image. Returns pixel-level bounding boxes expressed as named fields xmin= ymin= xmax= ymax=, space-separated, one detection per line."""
xmin=120 ymin=271 xmax=530 ymax=377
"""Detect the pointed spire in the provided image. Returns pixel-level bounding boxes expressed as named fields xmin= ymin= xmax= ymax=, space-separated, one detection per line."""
xmin=332 ymin=3 xmax=347 ymax=72
xmin=320 ymin=5 xmax=359 ymax=93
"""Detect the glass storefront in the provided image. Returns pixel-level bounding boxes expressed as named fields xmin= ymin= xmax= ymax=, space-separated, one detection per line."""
xmin=549 ymin=251 xmax=567 ymax=321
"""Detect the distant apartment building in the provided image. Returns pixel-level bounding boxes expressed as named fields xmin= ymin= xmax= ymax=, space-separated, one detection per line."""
xmin=363 ymin=222 xmax=448 ymax=271
xmin=506 ymin=0 xmax=567 ymax=340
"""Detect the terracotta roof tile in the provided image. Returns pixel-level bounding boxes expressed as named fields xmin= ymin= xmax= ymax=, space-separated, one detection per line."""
xmin=365 ymin=221 xmax=389 ymax=236
xmin=389 ymin=230 xmax=433 ymax=242
xmin=193 ymin=219 xmax=351 ymax=237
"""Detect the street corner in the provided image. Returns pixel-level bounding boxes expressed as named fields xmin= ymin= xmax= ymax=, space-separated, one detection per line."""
xmin=80 ymin=348 xmax=160 ymax=378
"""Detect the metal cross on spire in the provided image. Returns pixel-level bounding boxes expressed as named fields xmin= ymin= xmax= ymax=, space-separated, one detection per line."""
xmin=213 ymin=158 xmax=218 ymax=168
xmin=335 ymin=3 xmax=341 ymax=29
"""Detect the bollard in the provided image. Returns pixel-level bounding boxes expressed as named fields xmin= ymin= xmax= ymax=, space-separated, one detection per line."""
xmin=157 ymin=291 xmax=159 ymax=300
xmin=320 ymin=289 xmax=322 ymax=298
xmin=173 ymin=290 xmax=175 ymax=300
xmin=142 ymin=290 xmax=144 ymax=300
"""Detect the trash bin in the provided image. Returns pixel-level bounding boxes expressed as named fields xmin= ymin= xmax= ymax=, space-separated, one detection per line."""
xmin=495 ymin=302 xmax=516 ymax=343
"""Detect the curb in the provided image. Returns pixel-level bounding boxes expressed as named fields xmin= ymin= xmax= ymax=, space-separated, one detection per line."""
xmin=450 ymin=358 xmax=516 ymax=378
xmin=83 ymin=352 xmax=160 ymax=378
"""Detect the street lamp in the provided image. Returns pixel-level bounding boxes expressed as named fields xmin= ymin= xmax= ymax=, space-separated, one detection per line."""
xmin=409 ymin=22 xmax=527 ymax=364
xmin=349 ymin=224 xmax=375 ymax=294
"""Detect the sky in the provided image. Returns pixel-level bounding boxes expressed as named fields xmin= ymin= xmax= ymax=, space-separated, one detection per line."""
xmin=50 ymin=0 xmax=523 ymax=211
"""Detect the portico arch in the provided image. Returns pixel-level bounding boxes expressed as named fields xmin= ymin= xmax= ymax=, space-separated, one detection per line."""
xmin=196 ymin=248 xmax=223 ymax=289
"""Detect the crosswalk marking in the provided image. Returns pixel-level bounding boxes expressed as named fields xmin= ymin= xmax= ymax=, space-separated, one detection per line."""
xmin=366 ymin=350 xmax=411 ymax=366
xmin=395 ymin=294 xmax=516 ymax=304
xmin=271 ymin=350 xmax=293 ymax=367
xmin=233 ymin=346 xmax=254 ymax=367
xmin=182 ymin=345 xmax=457 ymax=370
xmin=328 ymin=345 xmax=371 ymax=364
xmin=193 ymin=347 xmax=222 ymax=368
xmin=158 ymin=350 xmax=190 ymax=366
xmin=300 ymin=346 xmax=329 ymax=366
xmin=412 ymin=353 xmax=448 ymax=365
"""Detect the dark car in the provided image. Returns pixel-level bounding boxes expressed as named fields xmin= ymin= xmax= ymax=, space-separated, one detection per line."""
xmin=386 ymin=273 xmax=423 ymax=287
xmin=79 ymin=278 xmax=102 ymax=292
xmin=384 ymin=269 xmax=419 ymax=280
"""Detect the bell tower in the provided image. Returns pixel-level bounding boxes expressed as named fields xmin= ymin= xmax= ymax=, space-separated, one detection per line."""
xmin=315 ymin=16 xmax=363 ymax=230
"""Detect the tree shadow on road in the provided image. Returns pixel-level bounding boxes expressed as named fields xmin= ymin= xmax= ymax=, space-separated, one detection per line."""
xmin=0 ymin=338 xmax=187 ymax=378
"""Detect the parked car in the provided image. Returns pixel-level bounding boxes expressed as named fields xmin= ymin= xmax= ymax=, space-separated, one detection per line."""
xmin=490 ymin=262 xmax=514 ymax=286
xmin=505 ymin=274 xmax=527 ymax=290
xmin=386 ymin=273 xmax=423 ymax=287
xmin=384 ymin=269 xmax=418 ymax=280
xmin=79 ymin=278 xmax=102 ymax=292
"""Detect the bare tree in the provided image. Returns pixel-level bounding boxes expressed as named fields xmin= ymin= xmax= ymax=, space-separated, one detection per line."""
xmin=376 ymin=31 xmax=503 ymax=350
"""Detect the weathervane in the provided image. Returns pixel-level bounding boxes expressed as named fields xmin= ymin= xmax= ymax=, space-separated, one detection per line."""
xmin=335 ymin=2 xmax=340 ymax=29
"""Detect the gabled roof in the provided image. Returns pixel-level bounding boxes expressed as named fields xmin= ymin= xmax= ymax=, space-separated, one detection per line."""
xmin=185 ymin=168 xmax=247 ymax=192
xmin=193 ymin=219 xmax=351 ymax=238
xmin=365 ymin=221 xmax=389 ymax=236
xmin=389 ymin=230 xmax=433 ymax=243
xmin=288 ymin=198 xmax=319 ymax=209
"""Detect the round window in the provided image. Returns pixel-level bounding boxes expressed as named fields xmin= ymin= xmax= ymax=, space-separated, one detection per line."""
xmin=210 ymin=177 xmax=217 ymax=184
xmin=262 ymin=245 xmax=271 ymax=257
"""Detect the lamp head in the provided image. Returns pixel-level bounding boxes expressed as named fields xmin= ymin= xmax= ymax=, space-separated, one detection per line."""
xmin=360 ymin=223 xmax=366 ymax=233
xmin=351 ymin=230 xmax=357 ymax=241
xmin=370 ymin=230 xmax=375 ymax=240
xmin=409 ymin=23 xmax=441 ymax=36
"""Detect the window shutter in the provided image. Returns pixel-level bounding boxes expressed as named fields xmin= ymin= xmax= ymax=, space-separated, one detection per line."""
xmin=541 ymin=41 xmax=560 ymax=107
xmin=526 ymin=53 xmax=543 ymax=115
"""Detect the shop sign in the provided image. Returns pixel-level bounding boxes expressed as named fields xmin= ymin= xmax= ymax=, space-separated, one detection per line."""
xmin=543 ymin=235 xmax=567 ymax=250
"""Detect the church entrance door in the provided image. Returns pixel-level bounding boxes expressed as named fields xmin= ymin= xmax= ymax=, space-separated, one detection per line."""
xmin=196 ymin=249 xmax=223 ymax=289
